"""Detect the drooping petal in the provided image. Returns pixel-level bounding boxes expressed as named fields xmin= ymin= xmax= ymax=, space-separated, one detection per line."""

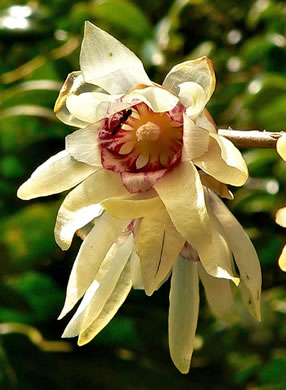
xmin=154 ymin=161 xmax=211 ymax=250
xmin=121 ymin=170 xmax=167 ymax=193
xmin=101 ymin=196 xmax=163 ymax=219
xmin=178 ymin=81 xmax=207 ymax=119
xmin=78 ymin=259 xmax=132 ymax=345
xmin=54 ymin=71 xmax=94 ymax=128
xmin=198 ymin=263 xmax=239 ymax=324
xmin=194 ymin=133 xmax=248 ymax=186
xmin=66 ymin=122 xmax=103 ymax=167
xmin=62 ymin=234 xmax=133 ymax=338
xmin=209 ymin=192 xmax=261 ymax=321
xmin=163 ymin=57 xmax=215 ymax=103
xmin=58 ymin=213 xmax=130 ymax=319
xmin=130 ymin=249 xmax=144 ymax=289
xmin=55 ymin=169 xmax=130 ymax=250
xmin=66 ymin=91 xmax=123 ymax=124
xmin=125 ymin=86 xmax=179 ymax=113
xmin=182 ymin=114 xmax=209 ymax=161
xmin=80 ymin=22 xmax=151 ymax=94
xmin=277 ymin=134 xmax=286 ymax=161
xmin=136 ymin=207 xmax=185 ymax=295
xmin=169 ymin=256 xmax=199 ymax=374
xmin=17 ymin=151 xmax=98 ymax=200
xmin=199 ymin=172 xmax=233 ymax=200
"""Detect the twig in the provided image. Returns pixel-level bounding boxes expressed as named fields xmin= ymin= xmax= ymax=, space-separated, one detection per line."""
xmin=218 ymin=129 xmax=285 ymax=149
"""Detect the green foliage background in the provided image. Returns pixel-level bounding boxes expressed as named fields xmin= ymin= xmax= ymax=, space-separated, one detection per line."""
xmin=0 ymin=0 xmax=286 ymax=389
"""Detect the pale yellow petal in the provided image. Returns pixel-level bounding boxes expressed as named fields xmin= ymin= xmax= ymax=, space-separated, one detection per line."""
xmin=198 ymin=263 xmax=239 ymax=323
xmin=163 ymin=56 xmax=216 ymax=103
xmin=101 ymin=196 xmax=162 ymax=219
xmin=278 ymin=245 xmax=286 ymax=272
xmin=78 ymin=260 xmax=132 ymax=345
xmin=58 ymin=214 xmax=130 ymax=319
xmin=277 ymin=134 xmax=286 ymax=161
xmin=209 ymin=191 xmax=261 ymax=321
xmin=154 ymin=161 xmax=211 ymax=251
xmin=179 ymin=81 xmax=207 ymax=119
xmin=169 ymin=257 xmax=199 ymax=374
xmin=194 ymin=133 xmax=248 ymax=186
xmin=182 ymin=114 xmax=209 ymax=161
xmin=199 ymin=171 xmax=233 ymax=200
xmin=276 ymin=207 xmax=286 ymax=228
xmin=17 ymin=150 xmax=98 ymax=200
xmin=55 ymin=169 xmax=129 ymax=250
xmin=136 ymin=207 xmax=185 ymax=295
xmin=130 ymin=250 xmax=144 ymax=289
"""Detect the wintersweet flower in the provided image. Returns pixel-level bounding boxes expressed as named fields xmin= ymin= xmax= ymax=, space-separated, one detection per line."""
xmin=276 ymin=207 xmax=286 ymax=271
xmin=57 ymin=184 xmax=261 ymax=374
xmin=16 ymin=22 xmax=261 ymax=373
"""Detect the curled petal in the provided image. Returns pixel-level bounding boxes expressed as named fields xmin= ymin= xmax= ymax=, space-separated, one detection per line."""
xmin=209 ymin=192 xmax=261 ymax=321
xmin=58 ymin=214 xmax=130 ymax=319
xmin=66 ymin=122 xmax=103 ymax=167
xmin=125 ymin=86 xmax=179 ymax=113
xmin=62 ymin=234 xmax=133 ymax=338
xmin=78 ymin=260 xmax=132 ymax=345
xmin=178 ymin=81 xmax=207 ymax=119
xmin=198 ymin=263 xmax=239 ymax=323
xmin=17 ymin=151 xmax=98 ymax=200
xmin=54 ymin=71 xmax=94 ymax=128
xmin=154 ymin=161 xmax=211 ymax=250
xmin=101 ymin=196 xmax=163 ymax=219
xmin=163 ymin=56 xmax=215 ymax=103
xmin=277 ymin=134 xmax=286 ymax=161
xmin=80 ymin=22 xmax=151 ymax=94
xmin=194 ymin=133 xmax=248 ymax=186
xmin=55 ymin=169 xmax=129 ymax=250
xmin=121 ymin=170 xmax=167 ymax=193
xmin=136 ymin=207 xmax=185 ymax=295
xmin=169 ymin=257 xmax=199 ymax=374
xmin=182 ymin=114 xmax=209 ymax=161
xmin=199 ymin=172 xmax=233 ymax=200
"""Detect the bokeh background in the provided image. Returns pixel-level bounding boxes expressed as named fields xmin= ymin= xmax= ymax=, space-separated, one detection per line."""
xmin=1 ymin=0 xmax=286 ymax=389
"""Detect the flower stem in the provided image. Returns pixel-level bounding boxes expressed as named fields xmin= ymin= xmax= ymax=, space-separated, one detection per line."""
xmin=218 ymin=129 xmax=285 ymax=149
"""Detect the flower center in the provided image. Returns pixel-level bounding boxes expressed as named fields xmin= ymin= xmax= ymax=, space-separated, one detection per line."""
xmin=98 ymin=101 xmax=184 ymax=174
xmin=136 ymin=121 xmax=160 ymax=142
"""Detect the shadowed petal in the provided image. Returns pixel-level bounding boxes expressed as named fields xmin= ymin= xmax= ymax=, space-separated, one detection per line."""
xmin=58 ymin=214 xmax=130 ymax=319
xmin=209 ymin=192 xmax=261 ymax=321
xmin=169 ymin=257 xmax=199 ymax=374
xmin=198 ymin=263 xmax=239 ymax=323
xmin=17 ymin=151 xmax=98 ymax=200
xmin=194 ymin=133 xmax=248 ymax=186
xmin=163 ymin=57 xmax=215 ymax=103
xmin=182 ymin=114 xmax=209 ymax=161
xmin=178 ymin=81 xmax=206 ymax=119
xmin=121 ymin=170 xmax=167 ymax=193
xmin=136 ymin=207 xmax=185 ymax=295
xmin=55 ymin=169 xmax=130 ymax=250
xmin=80 ymin=22 xmax=151 ymax=94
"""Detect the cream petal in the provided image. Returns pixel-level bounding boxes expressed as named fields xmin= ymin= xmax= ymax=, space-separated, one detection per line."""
xmin=125 ymin=86 xmax=179 ymax=113
xmin=121 ymin=170 xmax=167 ymax=193
xmin=163 ymin=57 xmax=215 ymax=102
xmin=80 ymin=22 xmax=151 ymax=94
xmin=168 ymin=256 xmax=199 ymax=374
xmin=78 ymin=260 xmax=132 ymax=345
xmin=55 ymin=169 xmax=130 ymax=250
xmin=195 ymin=109 xmax=217 ymax=133
xmin=154 ymin=161 xmax=211 ymax=250
xmin=198 ymin=263 xmax=239 ymax=324
xmin=54 ymin=71 xmax=95 ymax=128
xmin=182 ymin=114 xmax=209 ymax=161
xmin=178 ymin=82 xmax=207 ymax=119
xmin=199 ymin=172 xmax=233 ymax=200
xmin=66 ymin=122 xmax=103 ymax=167
xmin=136 ymin=207 xmax=185 ymax=295
xmin=58 ymin=214 xmax=130 ymax=319
xmin=277 ymin=134 xmax=286 ymax=161
xmin=17 ymin=150 xmax=98 ymax=200
xmin=276 ymin=207 xmax=286 ymax=228
xmin=194 ymin=133 xmax=248 ymax=186
xmin=130 ymin=249 xmax=144 ymax=289
xmin=278 ymin=245 xmax=286 ymax=272
xmin=209 ymin=191 xmax=261 ymax=321
xmin=62 ymin=234 xmax=133 ymax=338
xmin=66 ymin=92 xmax=122 ymax=124
xmin=101 ymin=196 xmax=163 ymax=219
